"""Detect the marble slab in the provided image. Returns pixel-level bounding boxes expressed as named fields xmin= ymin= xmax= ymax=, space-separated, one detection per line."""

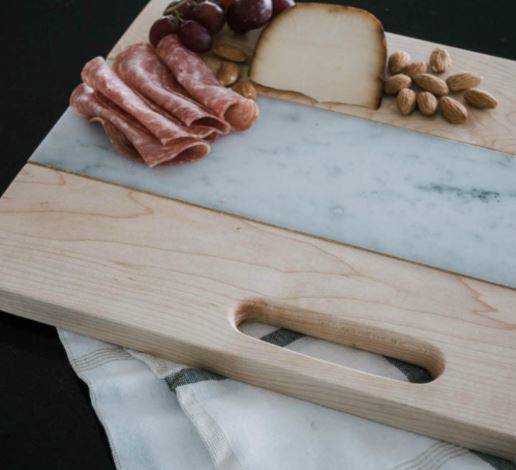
xmin=31 ymin=97 xmax=516 ymax=288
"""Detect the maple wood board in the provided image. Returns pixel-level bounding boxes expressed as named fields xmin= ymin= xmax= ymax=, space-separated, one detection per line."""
xmin=0 ymin=163 xmax=515 ymax=460
xmin=1 ymin=0 xmax=516 ymax=461
xmin=110 ymin=0 xmax=516 ymax=156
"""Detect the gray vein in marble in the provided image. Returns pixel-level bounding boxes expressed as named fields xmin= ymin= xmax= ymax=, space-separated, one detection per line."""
xmin=30 ymin=97 xmax=516 ymax=288
xmin=416 ymin=184 xmax=509 ymax=203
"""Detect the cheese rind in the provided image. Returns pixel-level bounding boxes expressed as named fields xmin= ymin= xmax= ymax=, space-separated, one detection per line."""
xmin=249 ymin=3 xmax=386 ymax=109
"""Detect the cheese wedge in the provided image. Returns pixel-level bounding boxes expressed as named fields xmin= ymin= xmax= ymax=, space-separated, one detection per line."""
xmin=249 ymin=3 xmax=386 ymax=109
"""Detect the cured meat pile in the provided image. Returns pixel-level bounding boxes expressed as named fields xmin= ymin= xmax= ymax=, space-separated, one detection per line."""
xmin=70 ymin=37 xmax=259 ymax=167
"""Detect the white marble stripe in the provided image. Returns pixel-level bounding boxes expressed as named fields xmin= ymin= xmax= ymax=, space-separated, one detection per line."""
xmin=31 ymin=97 xmax=516 ymax=288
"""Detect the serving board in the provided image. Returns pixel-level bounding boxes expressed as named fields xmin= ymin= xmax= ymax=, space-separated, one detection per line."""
xmin=1 ymin=0 xmax=516 ymax=460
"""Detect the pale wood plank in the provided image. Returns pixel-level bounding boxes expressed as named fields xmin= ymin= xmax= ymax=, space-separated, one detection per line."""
xmin=0 ymin=163 xmax=515 ymax=459
xmin=108 ymin=0 xmax=516 ymax=156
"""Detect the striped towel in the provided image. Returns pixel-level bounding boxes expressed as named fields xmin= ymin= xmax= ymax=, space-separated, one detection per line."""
xmin=58 ymin=323 xmax=515 ymax=470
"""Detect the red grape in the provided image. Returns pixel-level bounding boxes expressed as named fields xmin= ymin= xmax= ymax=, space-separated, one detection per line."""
xmin=179 ymin=20 xmax=213 ymax=53
xmin=227 ymin=0 xmax=272 ymax=34
xmin=164 ymin=0 xmax=196 ymax=19
xmin=192 ymin=1 xmax=226 ymax=35
xmin=149 ymin=15 xmax=180 ymax=47
xmin=272 ymin=0 xmax=294 ymax=17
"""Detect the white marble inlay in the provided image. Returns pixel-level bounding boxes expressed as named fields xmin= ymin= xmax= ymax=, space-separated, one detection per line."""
xmin=31 ymin=97 xmax=516 ymax=288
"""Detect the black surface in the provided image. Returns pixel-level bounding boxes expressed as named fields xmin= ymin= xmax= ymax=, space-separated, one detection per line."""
xmin=1 ymin=1 xmax=516 ymax=468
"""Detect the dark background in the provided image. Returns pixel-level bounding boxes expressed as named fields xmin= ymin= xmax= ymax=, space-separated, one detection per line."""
xmin=1 ymin=1 xmax=515 ymax=468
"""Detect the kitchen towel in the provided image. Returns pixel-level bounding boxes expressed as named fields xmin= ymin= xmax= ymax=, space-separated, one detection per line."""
xmin=58 ymin=325 xmax=515 ymax=470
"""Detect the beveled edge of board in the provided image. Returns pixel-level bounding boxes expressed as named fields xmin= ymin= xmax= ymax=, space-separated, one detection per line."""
xmin=109 ymin=0 xmax=516 ymax=156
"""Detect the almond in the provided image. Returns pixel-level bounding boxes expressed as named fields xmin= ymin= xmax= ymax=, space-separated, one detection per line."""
xmin=405 ymin=61 xmax=428 ymax=79
xmin=213 ymin=43 xmax=248 ymax=63
xmin=464 ymin=88 xmax=498 ymax=109
xmin=396 ymin=88 xmax=416 ymax=115
xmin=446 ymin=72 xmax=482 ymax=92
xmin=383 ymin=74 xmax=412 ymax=95
xmin=414 ymin=73 xmax=449 ymax=96
xmin=388 ymin=51 xmax=411 ymax=74
xmin=217 ymin=61 xmax=240 ymax=87
xmin=429 ymin=48 xmax=452 ymax=74
xmin=233 ymin=80 xmax=257 ymax=100
xmin=440 ymin=96 xmax=468 ymax=124
xmin=417 ymin=91 xmax=438 ymax=116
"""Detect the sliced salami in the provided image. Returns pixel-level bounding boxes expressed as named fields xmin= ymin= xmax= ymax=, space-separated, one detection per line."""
xmin=114 ymin=43 xmax=231 ymax=135
xmin=157 ymin=35 xmax=258 ymax=131
xmin=70 ymin=84 xmax=210 ymax=167
xmin=82 ymin=57 xmax=207 ymax=145
xmin=133 ymin=87 xmax=219 ymax=142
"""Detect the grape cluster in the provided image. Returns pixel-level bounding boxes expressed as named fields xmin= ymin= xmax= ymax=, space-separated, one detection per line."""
xmin=149 ymin=0 xmax=294 ymax=53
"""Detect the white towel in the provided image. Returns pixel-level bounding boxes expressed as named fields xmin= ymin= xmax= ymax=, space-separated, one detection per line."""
xmin=58 ymin=324 xmax=513 ymax=470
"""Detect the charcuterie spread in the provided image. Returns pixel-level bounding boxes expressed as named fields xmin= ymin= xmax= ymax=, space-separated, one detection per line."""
xmin=70 ymin=0 xmax=502 ymax=167
xmin=71 ymin=35 xmax=258 ymax=167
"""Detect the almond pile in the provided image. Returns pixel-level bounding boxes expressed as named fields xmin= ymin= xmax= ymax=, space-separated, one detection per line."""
xmin=384 ymin=47 xmax=498 ymax=124
xmin=212 ymin=42 xmax=257 ymax=100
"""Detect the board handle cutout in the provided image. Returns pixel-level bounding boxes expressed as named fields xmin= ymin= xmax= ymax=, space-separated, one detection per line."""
xmin=233 ymin=299 xmax=445 ymax=380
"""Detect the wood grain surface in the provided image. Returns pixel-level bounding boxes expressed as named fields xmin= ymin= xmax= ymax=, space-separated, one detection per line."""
xmin=1 ymin=163 xmax=515 ymax=459
xmin=109 ymin=0 xmax=516 ymax=156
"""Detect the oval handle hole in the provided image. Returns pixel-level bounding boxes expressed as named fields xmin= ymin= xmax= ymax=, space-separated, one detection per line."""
xmin=234 ymin=300 xmax=444 ymax=383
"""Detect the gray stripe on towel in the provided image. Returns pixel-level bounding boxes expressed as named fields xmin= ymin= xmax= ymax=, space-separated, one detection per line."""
xmin=72 ymin=347 xmax=132 ymax=372
xmin=472 ymin=452 xmax=516 ymax=470
xmin=390 ymin=442 xmax=468 ymax=470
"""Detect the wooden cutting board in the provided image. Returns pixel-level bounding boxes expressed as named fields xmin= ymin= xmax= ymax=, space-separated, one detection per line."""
xmin=1 ymin=0 xmax=516 ymax=460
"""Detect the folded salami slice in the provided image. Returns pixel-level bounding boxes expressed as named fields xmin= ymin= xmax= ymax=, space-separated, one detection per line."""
xmin=134 ymin=88 xmax=219 ymax=142
xmin=70 ymin=84 xmax=210 ymax=167
xmin=114 ymin=43 xmax=231 ymax=135
xmin=157 ymin=35 xmax=258 ymax=131
xmin=82 ymin=57 xmax=206 ymax=145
